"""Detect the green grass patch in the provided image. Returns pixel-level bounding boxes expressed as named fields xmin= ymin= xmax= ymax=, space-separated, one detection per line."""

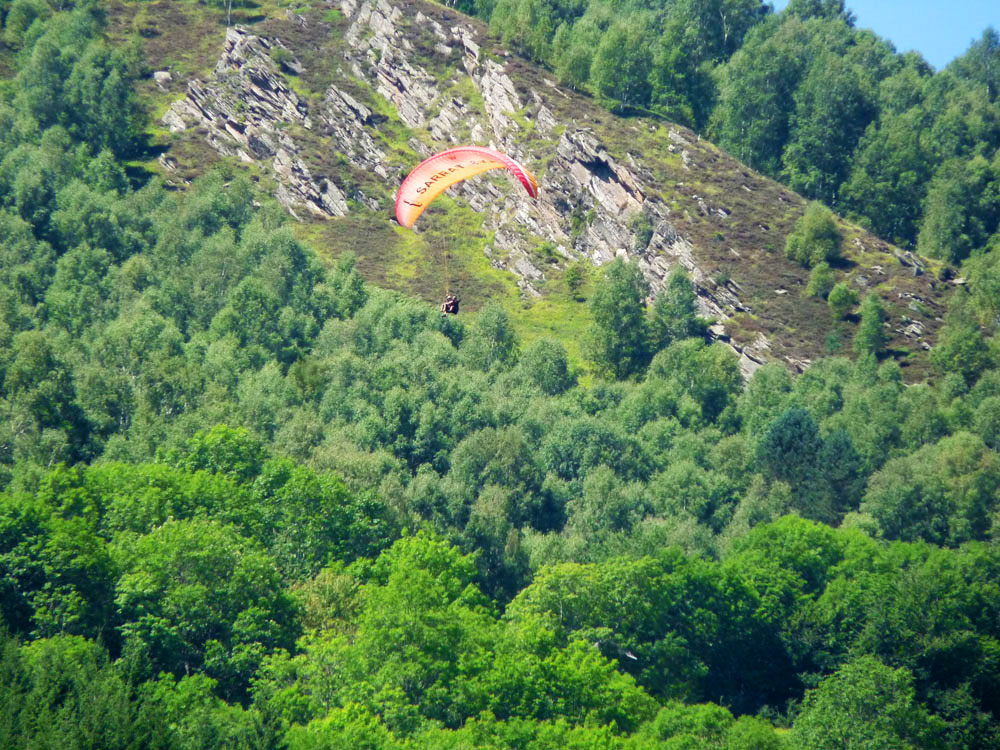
xmin=507 ymin=288 xmax=593 ymax=374
xmin=447 ymin=76 xmax=486 ymax=116
xmin=386 ymin=224 xmax=427 ymax=283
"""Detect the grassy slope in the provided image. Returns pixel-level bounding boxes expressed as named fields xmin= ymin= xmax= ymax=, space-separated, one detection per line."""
xmin=108 ymin=0 xmax=951 ymax=380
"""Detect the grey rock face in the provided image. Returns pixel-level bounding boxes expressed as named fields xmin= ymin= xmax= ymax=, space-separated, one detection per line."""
xmin=163 ymin=27 xmax=343 ymax=218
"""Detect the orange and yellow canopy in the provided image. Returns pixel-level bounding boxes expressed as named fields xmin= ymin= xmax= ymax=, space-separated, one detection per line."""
xmin=395 ymin=146 xmax=538 ymax=229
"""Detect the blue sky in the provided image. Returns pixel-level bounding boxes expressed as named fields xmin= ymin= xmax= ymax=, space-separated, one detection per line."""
xmin=770 ymin=0 xmax=997 ymax=70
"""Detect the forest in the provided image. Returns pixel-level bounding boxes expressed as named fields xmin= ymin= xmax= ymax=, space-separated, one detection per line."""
xmin=0 ymin=0 xmax=999 ymax=748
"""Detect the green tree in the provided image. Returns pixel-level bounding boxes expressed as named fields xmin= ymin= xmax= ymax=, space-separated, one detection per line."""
xmin=64 ymin=42 xmax=145 ymax=158
xmin=551 ymin=8 xmax=608 ymax=91
xmin=516 ymin=338 xmax=576 ymax=395
xmin=448 ymin=426 xmax=541 ymax=522
xmin=781 ymin=52 xmax=875 ymax=204
xmin=114 ymin=519 xmax=299 ymax=701
xmin=646 ymin=458 xmax=733 ymax=531
xmin=791 ymin=656 xmax=946 ymax=750
xmin=630 ymin=212 xmax=654 ymax=252
xmin=0 ymin=468 xmax=117 ymax=641
xmin=539 ymin=414 xmax=648 ymax=491
xmin=590 ymin=20 xmax=653 ymax=111
xmin=805 ymin=541 xmax=1000 ymax=745
xmin=4 ymin=329 xmax=90 ymax=463
xmin=853 ymin=293 xmax=888 ymax=357
xmin=247 ymin=458 xmax=395 ymax=579
xmin=709 ymin=17 xmax=815 ymax=174
xmin=647 ymin=339 xmax=742 ymax=425
xmin=170 ymin=424 xmax=266 ymax=484
xmin=819 ymin=427 xmax=865 ymax=512
xmin=972 ymin=395 xmax=1000 ymax=449
xmin=648 ymin=32 xmax=711 ymax=127
xmin=963 ymin=234 xmax=1000 ymax=331
xmin=647 ymin=266 xmax=705 ymax=353
xmin=255 ymin=532 xmax=495 ymax=731
xmin=737 ymin=363 xmax=794 ymax=437
xmin=489 ymin=0 xmax=554 ymax=61
xmin=725 ymin=715 xmax=789 ymax=750
xmin=564 ymin=260 xmax=587 ymax=300
xmin=917 ymin=155 xmax=1000 ymax=264
xmin=838 ymin=103 xmax=934 ymax=246
xmin=286 ymin=704 xmax=403 ymax=750
xmin=756 ymin=406 xmax=822 ymax=485
xmin=804 ymin=261 xmax=835 ymax=298
xmin=724 ymin=515 xmax=847 ymax=626
xmin=323 ymin=252 xmax=369 ymax=320
xmin=14 ymin=7 xmax=145 ymax=158
xmin=586 ymin=258 xmax=650 ymax=379
xmin=828 ymin=281 xmax=858 ymax=319
xmin=929 ymin=300 xmax=992 ymax=385
xmin=2 ymin=0 xmax=50 ymax=49
xmin=0 ymin=633 xmax=170 ymax=750
xmin=552 ymin=22 xmax=586 ymax=90
xmin=949 ymin=27 xmax=1000 ymax=101
xmin=481 ymin=623 xmax=658 ymax=731
xmin=860 ymin=431 xmax=999 ymax=544
xmin=822 ymin=358 xmax=905 ymax=474
xmin=783 ymin=0 xmax=854 ymax=21
xmin=142 ymin=672 xmax=260 ymax=750
xmin=506 ymin=551 xmax=790 ymax=714
xmin=785 ymin=201 xmax=842 ymax=268
xmin=667 ymin=0 xmax=767 ymax=64
xmin=565 ymin=464 xmax=645 ymax=535
xmin=461 ymin=302 xmax=519 ymax=372
xmin=209 ymin=277 xmax=292 ymax=366
xmin=44 ymin=242 xmax=113 ymax=335
xmin=635 ymin=700 xmax=734 ymax=748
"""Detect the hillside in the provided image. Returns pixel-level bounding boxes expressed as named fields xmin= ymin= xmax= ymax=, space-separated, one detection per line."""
xmin=119 ymin=0 xmax=950 ymax=378
xmin=4 ymin=3 xmax=1000 ymax=747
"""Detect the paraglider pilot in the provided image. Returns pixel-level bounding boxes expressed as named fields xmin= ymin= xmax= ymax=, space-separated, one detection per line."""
xmin=441 ymin=293 xmax=460 ymax=316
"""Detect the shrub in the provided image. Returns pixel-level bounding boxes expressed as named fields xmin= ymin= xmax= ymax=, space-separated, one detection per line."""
xmin=805 ymin=262 xmax=835 ymax=298
xmin=785 ymin=202 xmax=842 ymax=268
xmin=828 ymin=282 xmax=858 ymax=320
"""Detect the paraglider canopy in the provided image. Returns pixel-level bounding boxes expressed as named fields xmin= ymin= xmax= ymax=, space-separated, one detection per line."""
xmin=395 ymin=146 xmax=538 ymax=229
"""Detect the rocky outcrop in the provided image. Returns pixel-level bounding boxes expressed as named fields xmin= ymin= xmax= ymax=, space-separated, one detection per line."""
xmin=164 ymin=27 xmax=351 ymax=219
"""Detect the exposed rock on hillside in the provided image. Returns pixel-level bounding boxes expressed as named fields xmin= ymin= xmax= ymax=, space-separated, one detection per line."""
xmin=161 ymin=0 xmax=947 ymax=377
xmin=164 ymin=27 xmax=349 ymax=218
